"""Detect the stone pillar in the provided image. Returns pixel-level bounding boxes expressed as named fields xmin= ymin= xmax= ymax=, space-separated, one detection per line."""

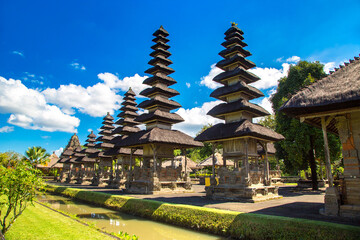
xmin=211 ymin=144 xmax=216 ymax=177
xmin=244 ymin=138 xmax=250 ymax=185
xmin=264 ymin=142 xmax=270 ymax=186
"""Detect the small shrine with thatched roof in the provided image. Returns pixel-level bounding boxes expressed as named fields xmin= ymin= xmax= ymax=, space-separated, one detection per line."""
xmin=57 ymin=133 xmax=81 ymax=183
xmin=105 ymin=88 xmax=143 ymax=189
xmin=114 ymin=26 xmax=203 ymax=194
xmin=280 ymin=55 xmax=360 ymax=217
xmin=77 ymin=131 xmax=99 ymax=184
xmin=195 ymin=23 xmax=284 ymax=202
xmin=92 ymin=113 xmax=115 ymax=186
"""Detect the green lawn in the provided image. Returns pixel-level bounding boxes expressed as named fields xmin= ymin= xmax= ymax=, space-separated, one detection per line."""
xmin=5 ymin=202 xmax=114 ymax=240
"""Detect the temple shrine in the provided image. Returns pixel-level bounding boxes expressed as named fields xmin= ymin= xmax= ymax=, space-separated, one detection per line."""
xmin=114 ymin=26 xmax=203 ymax=194
xmin=195 ymin=23 xmax=284 ymax=202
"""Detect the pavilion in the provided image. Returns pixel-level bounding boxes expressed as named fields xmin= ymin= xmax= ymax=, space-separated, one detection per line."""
xmin=280 ymin=55 xmax=360 ymax=217
xmin=195 ymin=23 xmax=284 ymax=202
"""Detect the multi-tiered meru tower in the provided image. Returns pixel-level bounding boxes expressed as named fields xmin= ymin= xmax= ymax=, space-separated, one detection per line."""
xmin=195 ymin=23 xmax=284 ymax=202
xmin=106 ymin=88 xmax=143 ymax=189
xmin=116 ymin=26 xmax=203 ymax=194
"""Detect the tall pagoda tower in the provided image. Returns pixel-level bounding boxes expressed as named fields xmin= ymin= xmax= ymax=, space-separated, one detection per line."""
xmin=106 ymin=88 xmax=143 ymax=188
xmin=92 ymin=113 xmax=115 ymax=186
xmin=195 ymin=23 xmax=284 ymax=202
xmin=116 ymin=26 xmax=203 ymax=194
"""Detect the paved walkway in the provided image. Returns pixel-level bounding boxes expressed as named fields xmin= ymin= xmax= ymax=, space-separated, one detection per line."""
xmin=49 ymin=181 xmax=360 ymax=226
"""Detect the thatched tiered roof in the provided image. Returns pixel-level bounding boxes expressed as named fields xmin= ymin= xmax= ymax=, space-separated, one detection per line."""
xmin=280 ymin=55 xmax=360 ymax=134
xmin=118 ymin=26 xmax=202 ymax=149
xmin=78 ymin=131 xmax=98 ymax=163
xmin=106 ymin=88 xmax=143 ymax=157
xmin=195 ymin=24 xmax=283 ymax=143
xmin=58 ymin=134 xmax=81 ymax=163
xmin=92 ymin=113 xmax=114 ymax=160
xmin=136 ymin=26 xmax=184 ymax=128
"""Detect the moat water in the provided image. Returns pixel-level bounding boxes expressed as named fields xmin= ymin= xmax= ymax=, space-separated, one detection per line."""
xmin=38 ymin=194 xmax=224 ymax=240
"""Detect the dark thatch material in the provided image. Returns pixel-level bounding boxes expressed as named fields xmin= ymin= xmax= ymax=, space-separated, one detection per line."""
xmin=95 ymin=142 xmax=114 ymax=149
xmin=280 ymin=57 xmax=360 ymax=116
xmin=122 ymin=99 xmax=137 ymax=106
xmin=103 ymin=112 xmax=114 ymax=121
xmin=151 ymin=42 xmax=170 ymax=51
xmin=257 ymin=142 xmax=276 ymax=155
xmin=81 ymin=147 xmax=99 ymax=154
xmin=195 ymin=119 xmax=284 ymax=142
xmin=123 ymin=95 xmax=136 ymax=101
xmin=120 ymin=105 xmax=138 ymax=112
xmin=112 ymin=125 xmax=140 ymax=135
xmin=213 ymin=67 xmax=260 ymax=84
xmin=153 ymin=25 xmax=169 ymax=37
xmin=224 ymin=31 xmax=244 ymax=41
xmin=117 ymin=111 xmax=138 ymax=118
xmin=221 ymin=37 xmax=248 ymax=49
xmin=100 ymin=124 xmax=115 ymax=130
xmin=207 ymin=99 xmax=270 ymax=119
xmin=98 ymin=129 xmax=113 ymax=136
xmin=143 ymin=73 xmax=177 ymax=86
xmin=104 ymin=147 xmax=143 ymax=157
xmin=145 ymin=64 xmax=175 ymax=75
xmin=225 ymin=24 xmax=244 ymax=35
xmin=96 ymin=135 xmax=113 ymax=142
xmin=210 ymin=81 xmax=264 ymax=101
xmin=219 ymin=45 xmax=251 ymax=59
xmin=140 ymin=85 xmax=179 ymax=98
xmin=152 ymin=35 xmax=169 ymax=43
xmin=148 ymin=55 xmax=173 ymax=66
xmin=115 ymin=118 xmax=140 ymax=126
xmin=137 ymin=96 xmax=181 ymax=110
xmin=135 ymin=110 xmax=184 ymax=124
xmin=87 ymin=131 xmax=96 ymax=139
xmin=115 ymin=127 xmax=203 ymax=148
xmin=216 ymin=53 xmax=256 ymax=70
xmin=150 ymin=48 xmax=171 ymax=58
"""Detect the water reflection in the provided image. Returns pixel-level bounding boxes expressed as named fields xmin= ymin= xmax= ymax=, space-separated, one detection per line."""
xmin=38 ymin=194 xmax=224 ymax=240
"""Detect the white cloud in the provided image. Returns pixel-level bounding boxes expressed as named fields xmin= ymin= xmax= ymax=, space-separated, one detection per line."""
xmin=276 ymin=57 xmax=283 ymax=62
xmin=199 ymin=64 xmax=223 ymax=89
xmin=12 ymin=51 xmax=24 ymax=57
xmin=0 ymin=77 xmax=80 ymax=133
xmin=174 ymin=101 xmax=223 ymax=136
xmin=249 ymin=63 xmax=290 ymax=90
xmin=186 ymin=82 xmax=191 ymax=88
xmin=97 ymin=72 xmax=147 ymax=95
xmin=70 ymin=62 xmax=86 ymax=71
xmin=286 ymin=56 xmax=301 ymax=63
xmin=43 ymin=83 xmax=121 ymax=117
xmin=87 ymin=128 xmax=93 ymax=132
xmin=54 ymin=147 xmax=64 ymax=157
xmin=0 ymin=126 xmax=14 ymax=133
xmin=43 ymin=73 xmax=147 ymax=117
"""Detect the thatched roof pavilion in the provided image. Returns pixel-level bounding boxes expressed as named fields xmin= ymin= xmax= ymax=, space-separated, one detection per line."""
xmin=36 ymin=152 xmax=59 ymax=169
xmin=280 ymin=55 xmax=360 ymax=217
xmin=198 ymin=152 xmax=234 ymax=167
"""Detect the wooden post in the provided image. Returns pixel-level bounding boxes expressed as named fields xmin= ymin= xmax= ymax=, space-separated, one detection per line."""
xmin=245 ymin=138 xmax=250 ymax=183
xmin=321 ymin=117 xmax=334 ymax=187
xmin=223 ymin=156 xmax=226 ymax=167
xmin=152 ymin=144 xmax=157 ymax=173
xmin=264 ymin=142 xmax=270 ymax=184
xmin=129 ymin=148 xmax=133 ymax=172
xmin=212 ymin=143 xmax=216 ymax=177
xmin=184 ymin=149 xmax=188 ymax=175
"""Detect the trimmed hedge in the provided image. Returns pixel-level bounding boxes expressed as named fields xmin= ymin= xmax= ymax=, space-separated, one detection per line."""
xmin=45 ymin=184 xmax=360 ymax=240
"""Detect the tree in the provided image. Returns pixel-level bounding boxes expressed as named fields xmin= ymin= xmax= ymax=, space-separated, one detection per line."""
xmin=0 ymin=152 xmax=23 ymax=167
xmin=271 ymin=61 xmax=341 ymax=190
xmin=24 ymin=146 xmax=50 ymax=166
xmin=258 ymin=115 xmax=276 ymax=131
xmin=0 ymin=160 xmax=44 ymax=234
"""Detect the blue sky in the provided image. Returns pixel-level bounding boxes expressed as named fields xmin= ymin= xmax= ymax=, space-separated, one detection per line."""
xmin=1 ymin=0 xmax=359 ymax=156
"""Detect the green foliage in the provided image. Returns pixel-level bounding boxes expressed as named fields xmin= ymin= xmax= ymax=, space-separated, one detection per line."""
xmin=24 ymin=146 xmax=50 ymax=166
xmin=46 ymin=185 xmax=360 ymax=240
xmin=0 ymin=162 xmax=44 ymax=234
xmin=271 ymin=61 xmax=342 ymax=175
xmin=0 ymin=152 xmax=23 ymax=167
xmin=258 ymin=114 xmax=276 ymax=131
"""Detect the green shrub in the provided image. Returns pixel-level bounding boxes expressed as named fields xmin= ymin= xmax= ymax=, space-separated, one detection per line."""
xmin=45 ymin=184 xmax=360 ymax=240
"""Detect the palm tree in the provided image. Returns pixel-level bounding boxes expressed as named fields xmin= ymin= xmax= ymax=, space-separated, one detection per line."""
xmin=24 ymin=146 xmax=50 ymax=166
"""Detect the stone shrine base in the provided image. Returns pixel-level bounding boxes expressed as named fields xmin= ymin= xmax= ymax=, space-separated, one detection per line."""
xmin=126 ymin=179 xmax=193 ymax=194
xmin=206 ymin=184 xmax=282 ymax=202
